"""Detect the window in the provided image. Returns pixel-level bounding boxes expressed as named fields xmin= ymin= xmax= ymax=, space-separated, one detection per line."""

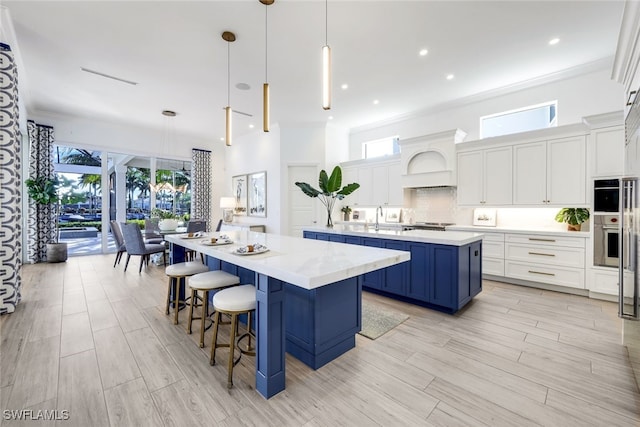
xmin=480 ymin=101 xmax=557 ymax=139
xmin=362 ymin=136 xmax=400 ymax=159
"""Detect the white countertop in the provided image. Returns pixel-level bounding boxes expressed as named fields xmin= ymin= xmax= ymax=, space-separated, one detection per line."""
xmin=446 ymin=225 xmax=590 ymax=238
xmin=303 ymin=225 xmax=483 ymax=246
xmin=165 ymin=230 xmax=410 ymax=290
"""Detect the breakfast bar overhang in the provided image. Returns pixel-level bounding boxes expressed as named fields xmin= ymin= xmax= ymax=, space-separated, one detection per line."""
xmin=164 ymin=230 xmax=410 ymax=399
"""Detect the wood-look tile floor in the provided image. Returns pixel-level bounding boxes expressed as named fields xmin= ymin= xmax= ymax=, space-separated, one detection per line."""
xmin=2 ymin=254 xmax=639 ymax=426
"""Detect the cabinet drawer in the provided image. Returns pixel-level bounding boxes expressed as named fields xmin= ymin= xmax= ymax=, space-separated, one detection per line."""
xmin=481 ymin=232 xmax=505 ymax=242
xmin=483 ymin=241 xmax=504 ymax=258
xmin=505 ymin=261 xmax=585 ymax=289
xmin=589 ymin=269 xmax=619 ymax=295
xmin=483 ymin=258 xmax=504 ymax=276
xmin=505 ymin=243 xmax=585 ymax=268
xmin=505 ymin=233 xmax=586 ymax=248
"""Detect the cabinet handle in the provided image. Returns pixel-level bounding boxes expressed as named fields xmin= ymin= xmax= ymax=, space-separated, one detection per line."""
xmin=528 ymin=251 xmax=555 ymax=257
xmin=528 ymin=238 xmax=556 ymax=242
xmin=528 ymin=270 xmax=556 ymax=276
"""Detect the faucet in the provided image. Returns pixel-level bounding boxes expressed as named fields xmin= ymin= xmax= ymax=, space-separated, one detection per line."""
xmin=375 ymin=206 xmax=383 ymax=231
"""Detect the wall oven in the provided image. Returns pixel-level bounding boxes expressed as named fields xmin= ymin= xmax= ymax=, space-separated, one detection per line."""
xmin=594 ymin=179 xmax=620 ymax=213
xmin=594 ymin=214 xmax=620 ymax=267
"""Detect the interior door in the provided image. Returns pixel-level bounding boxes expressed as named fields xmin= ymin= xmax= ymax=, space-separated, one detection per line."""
xmin=288 ymin=165 xmax=318 ymax=237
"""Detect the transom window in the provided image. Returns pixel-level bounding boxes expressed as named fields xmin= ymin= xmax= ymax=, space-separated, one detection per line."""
xmin=480 ymin=101 xmax=557 ymax=139
xmin=362 ymin=136 xmax=400 ymax=159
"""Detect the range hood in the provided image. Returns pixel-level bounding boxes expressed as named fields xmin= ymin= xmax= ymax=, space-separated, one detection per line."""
xmin=398 ymin=128 xmax=467 ymax=188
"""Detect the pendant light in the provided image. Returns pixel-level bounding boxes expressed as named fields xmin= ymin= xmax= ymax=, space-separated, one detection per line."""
xmin=322 ymin=0 xmax=331 ymax=110
xmin=222 ymin=31 xmax=236 ymax=146
xmin=260 ymin=0 xmax=274 ymax=132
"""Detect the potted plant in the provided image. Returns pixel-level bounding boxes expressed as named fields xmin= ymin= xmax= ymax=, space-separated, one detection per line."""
xmin=341 ymin=205 xmax=352 ymax=221
xmin=295 ymin=166 xmax=360 ymax=227
xmin=151 ymin=208 xmax=180 ymax=231
xmin=555 ymin=208 xmax=590 ymax=231
xmin=25 ymin=176 xmax=67 ymax=262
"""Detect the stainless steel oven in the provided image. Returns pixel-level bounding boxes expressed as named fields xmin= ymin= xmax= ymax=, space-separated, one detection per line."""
xmin=594 ymin=214 xmax=620 ymax=267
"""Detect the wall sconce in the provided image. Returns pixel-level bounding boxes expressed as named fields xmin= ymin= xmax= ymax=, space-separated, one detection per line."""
xmin=220 ymin=196 xmax=236 ymax=223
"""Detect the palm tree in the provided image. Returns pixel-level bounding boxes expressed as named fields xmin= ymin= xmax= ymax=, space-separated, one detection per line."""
xmin=79 ymin=174 xmax=101 ymax=212
xmin=59 ymin=148 xmax=101 ymax=166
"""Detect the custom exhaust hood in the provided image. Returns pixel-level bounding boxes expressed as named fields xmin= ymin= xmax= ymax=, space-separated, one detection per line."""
xmin=398 ymin=128 xmax=467 ymax=188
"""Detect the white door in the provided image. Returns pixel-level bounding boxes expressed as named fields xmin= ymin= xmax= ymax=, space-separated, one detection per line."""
xmin=288 ymin=165 xmax=318 ymax=237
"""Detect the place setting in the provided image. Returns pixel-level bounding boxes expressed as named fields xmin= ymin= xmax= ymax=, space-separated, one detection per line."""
xmin=199 ymin=234 xmax=234 ymax=246
xmin=231 ymin=242 xmax=269 ymax=256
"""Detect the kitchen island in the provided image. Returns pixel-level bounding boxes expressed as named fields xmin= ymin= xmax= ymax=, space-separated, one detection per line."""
xmin=164 ymin=230 xmax=410 ymax=399
xmin=303 ymin=225 xmax=484 ymax=314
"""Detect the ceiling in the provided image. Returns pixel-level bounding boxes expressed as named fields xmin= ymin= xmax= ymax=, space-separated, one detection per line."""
xmin=3 ymin=1 xmax=625 ymax=144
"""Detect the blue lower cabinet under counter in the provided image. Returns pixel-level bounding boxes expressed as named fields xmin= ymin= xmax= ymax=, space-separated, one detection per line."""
xmin=304 ymin=231 xmax=482 ymax=314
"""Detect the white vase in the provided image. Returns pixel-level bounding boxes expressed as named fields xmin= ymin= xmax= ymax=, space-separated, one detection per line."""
xmin=158 ymin=218 xmax=179 ymax=231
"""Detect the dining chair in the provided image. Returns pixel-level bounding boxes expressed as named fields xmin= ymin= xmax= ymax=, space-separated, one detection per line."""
xmin=110 ymin=220 xmax=127 ymax=268
xmin=120 ymin=222 xmax=167 ymax=273
xmin=144 ymin=218 xmax=164 ymax=244
xmin=186 ymin=220 xmax=207 ymax=262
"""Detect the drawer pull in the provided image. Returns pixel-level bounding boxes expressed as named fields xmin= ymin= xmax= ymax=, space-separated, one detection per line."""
xmin=528 ymin=238 xmax=556 ymax=242
xmin=528 ymin=251 xmax=555 ymax=257
xmin=528 ymin=270 xmax=556 ymax=276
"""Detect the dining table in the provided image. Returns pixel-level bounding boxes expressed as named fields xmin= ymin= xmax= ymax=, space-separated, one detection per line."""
xmin=164 ymin=229 xmax=410 ymax=399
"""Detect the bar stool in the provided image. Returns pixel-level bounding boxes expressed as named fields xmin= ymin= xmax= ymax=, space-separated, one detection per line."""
xmin=165 ymin=262 xmax=209 ymax=325
xmin=186 ymin=270 xmax=240 ymax=348
xmin=209 ymin=284 xmax=256 ymax=389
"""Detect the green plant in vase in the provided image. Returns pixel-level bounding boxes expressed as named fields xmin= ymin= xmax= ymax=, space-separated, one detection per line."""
xmin=25 ymin=176 xmax=68 ymax=262
xmin=341 ymin=205 xmax=352 ymax=221
xmin=295 ymin=166 xmax=359 ymax=227
xmin=555 ymin=207 xmax=590 ymax=231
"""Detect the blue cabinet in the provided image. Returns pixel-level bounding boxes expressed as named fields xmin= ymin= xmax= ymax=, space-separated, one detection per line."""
xmin=303 ymin=231 xmax=482 ymax=313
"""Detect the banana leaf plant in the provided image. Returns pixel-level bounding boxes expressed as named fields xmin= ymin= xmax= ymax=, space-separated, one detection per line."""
xmin=295 ymin=166 xmax=360 ymax=227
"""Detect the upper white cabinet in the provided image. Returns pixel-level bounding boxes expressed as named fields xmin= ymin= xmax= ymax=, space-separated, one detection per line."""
xmin=513 ymin=136 xmax=587 ymax=206
xmin=457 ymin=146 xmax=512 ymax=206
xmin=592 ymin=126 xmax=624 ymax=177
xmin=341 ymin=155 xmax=402 ymax=207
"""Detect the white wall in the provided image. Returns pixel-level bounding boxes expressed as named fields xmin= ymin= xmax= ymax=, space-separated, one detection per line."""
xmin=348 ymin=68 xmax=624 ymax=160
xmin=224 ymin=125 xmax=281 ymax=233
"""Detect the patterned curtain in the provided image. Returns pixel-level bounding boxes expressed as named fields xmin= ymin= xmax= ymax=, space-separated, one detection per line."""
xmin=191 ymin=149 xmax=212 ymax=231
xmin=26 ymin=121 xmax=55 ymax=263
xmin=0 ymin=43 xmax=22 ymax=314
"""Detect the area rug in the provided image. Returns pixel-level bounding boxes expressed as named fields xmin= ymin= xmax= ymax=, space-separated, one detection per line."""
xmin=358 ymin=301 xmax=409 ymax=340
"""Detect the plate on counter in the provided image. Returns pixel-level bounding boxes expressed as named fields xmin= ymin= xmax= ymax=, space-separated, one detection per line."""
xmin=232 ymin=245 xmax=269 ymax=255
xmin=179 ymin=233 xmax=204 ymax=239
xmin=200 ymin=239 xmax=233 ymax=246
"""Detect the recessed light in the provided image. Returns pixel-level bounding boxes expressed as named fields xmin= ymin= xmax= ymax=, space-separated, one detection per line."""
xmin=220 ymin=137 xmax=225 ymax=141
xmin=549 ymin=38 xmax=560 ymax=45
xmin=373 ymin=100 xmax=379 ymax=105
xmin=446 ymin=74 xmax=454 ymax=80
xmin=235 ymin=82 xmax=251 ymax=90
xmin=341 ymin=83 xmax=348 ymax=90
xmin=249 ymin=124 xmax=255 ymax=129
xmin=162 ymin=110 xmax=176 ymax=117
xmin=419 ymin=49 xmax=428 ymax=56
xmin=328 ymin=116 xmax=334 ymax=120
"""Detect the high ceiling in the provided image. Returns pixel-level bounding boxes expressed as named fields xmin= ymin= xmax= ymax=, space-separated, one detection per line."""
xmin=3 ymin=1 xmax=625 ymax=143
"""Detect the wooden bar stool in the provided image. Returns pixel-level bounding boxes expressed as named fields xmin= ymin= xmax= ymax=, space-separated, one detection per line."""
xmin=165 ymin=262 xmax=209 ymax=325
xmin=187 ymin=270 xmax=240 ymax=348
xmin=209 ymin=284 xmax=256 ymax=389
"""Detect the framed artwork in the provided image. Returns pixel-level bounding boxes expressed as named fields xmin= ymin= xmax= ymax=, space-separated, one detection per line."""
xmin=385 ymin=208 xmax=401 ymax=223
xmin=473 ymin=208 xmax=497 ymax=226
xmin=231 ymin=174 xmax=247 ymax=215
xmin=248 ymin=171 xmax=267 ymax=217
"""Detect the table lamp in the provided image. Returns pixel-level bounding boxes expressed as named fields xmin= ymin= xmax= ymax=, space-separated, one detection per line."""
xmin=220 ymin=197 xmax=236 ymax=223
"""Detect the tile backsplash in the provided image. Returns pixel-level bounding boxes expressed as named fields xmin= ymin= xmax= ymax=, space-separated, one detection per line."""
xmin=412 ymin=187 xmax=457 ymax=223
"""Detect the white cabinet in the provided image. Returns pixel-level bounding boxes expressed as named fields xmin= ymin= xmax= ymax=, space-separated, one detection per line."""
xmin=457 ymin=146 xmax=512 ymax=206
xmin=504 ymin=233 xmax=586 ymax=289
xmin=592 ymin=126 xmax=624 ymax=177
xmin=341 ymin=156 xmax=402 ymax=207
xmin=513 ymin=136 xmax=587 ymax=206
xmin=481 ymin=232 xmax=505 ymax=276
